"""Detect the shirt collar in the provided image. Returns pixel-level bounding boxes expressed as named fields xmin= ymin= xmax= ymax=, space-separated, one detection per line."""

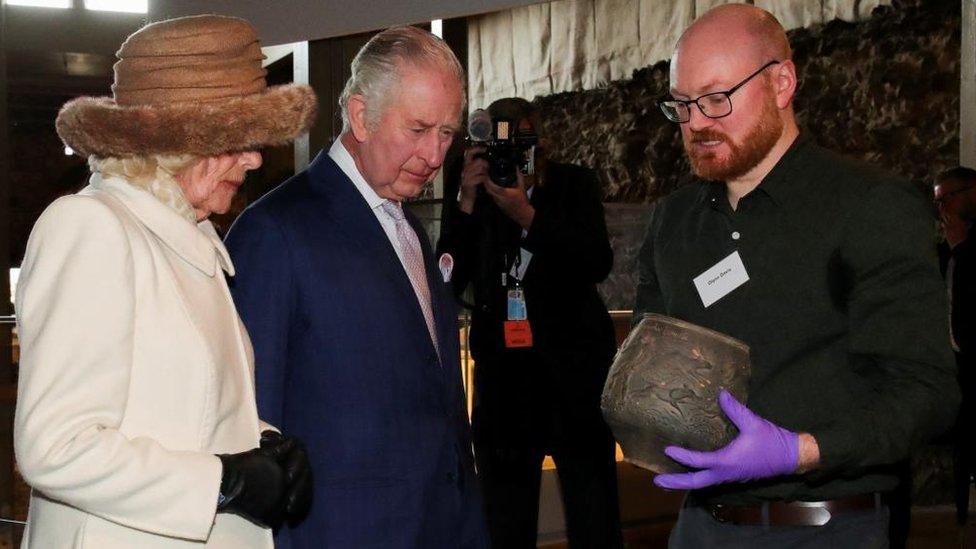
xmin=90 ymin=173 xmax=234 ymax=277
xmin=695 ymin=133 xmax=813 ymax=209
xmin=752 ymin=133 xmax=811 ymax=205
xmin=698 ymin=180 xmax=728 ymax=211
xmin=328 ymin=138 xmax=387 ymax=212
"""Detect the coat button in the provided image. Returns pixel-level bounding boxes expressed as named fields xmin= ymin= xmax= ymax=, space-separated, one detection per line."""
xmin=446 ymin=471 xmax=457 ymax=484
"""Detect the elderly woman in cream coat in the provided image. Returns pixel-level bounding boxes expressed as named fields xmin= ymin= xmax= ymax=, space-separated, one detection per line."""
xmin=13 ymin=15 xmax=316 ymax=548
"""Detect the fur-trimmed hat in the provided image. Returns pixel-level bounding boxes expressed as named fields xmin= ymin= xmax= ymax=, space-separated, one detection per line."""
xmin=56 ymin=15 xmax=317 ymax=158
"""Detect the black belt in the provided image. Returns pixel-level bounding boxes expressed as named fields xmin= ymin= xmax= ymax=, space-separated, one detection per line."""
xmin=700 ymin=493 xmax=885 ymax=527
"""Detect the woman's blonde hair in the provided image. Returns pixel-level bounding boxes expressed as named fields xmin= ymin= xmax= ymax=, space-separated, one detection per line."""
xmin=89 ymin=154 xmax=198 ymax=183
xmin=89 ymin=154 xmax=200 ymax=221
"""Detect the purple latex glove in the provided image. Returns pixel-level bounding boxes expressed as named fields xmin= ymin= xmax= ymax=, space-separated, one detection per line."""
xmin=654 ymin=390 xmax=799 ymax=490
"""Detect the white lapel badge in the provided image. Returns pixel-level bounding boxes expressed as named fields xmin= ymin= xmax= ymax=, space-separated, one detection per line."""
xmin=438 ymin=253 xmax=454 ymax=283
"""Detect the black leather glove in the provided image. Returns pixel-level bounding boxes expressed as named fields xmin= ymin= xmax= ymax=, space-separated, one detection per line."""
xmin=216 ymin=445 xmax=288 ymax=529
xmin=261 ymin=430 xmax=313 ymax=525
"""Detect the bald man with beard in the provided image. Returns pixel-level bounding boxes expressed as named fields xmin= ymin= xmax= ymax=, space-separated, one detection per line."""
xmin=634 ymin=5 xmax=958 ymax=547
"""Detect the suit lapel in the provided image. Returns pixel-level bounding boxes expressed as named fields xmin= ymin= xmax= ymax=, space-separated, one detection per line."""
xmin=309 ymin=153 xmax=441 ymax=361
xmin=407 ymin=209 xmax=459 ymax=403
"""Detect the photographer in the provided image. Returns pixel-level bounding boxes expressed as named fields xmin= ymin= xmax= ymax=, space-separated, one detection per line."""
xmin=438 ymin=98 xmax=622 ymax=548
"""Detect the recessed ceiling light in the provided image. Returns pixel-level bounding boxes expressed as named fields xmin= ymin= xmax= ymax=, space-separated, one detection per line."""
xmin=6 ymin=0 xmax=70 ymax=8
xmin=84 ymin=0 xmax=147 ymax=13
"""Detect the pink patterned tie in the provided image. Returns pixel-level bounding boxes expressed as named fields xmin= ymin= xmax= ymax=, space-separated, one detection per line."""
xmin=381 ymin=201 xmax=440 ymax=358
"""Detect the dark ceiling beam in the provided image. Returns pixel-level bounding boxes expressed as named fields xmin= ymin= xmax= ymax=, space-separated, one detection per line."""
xmin=8 ymin=76 xmax=111 ymax=93
xmin=7 ymin=50 xmax=115 ymax=79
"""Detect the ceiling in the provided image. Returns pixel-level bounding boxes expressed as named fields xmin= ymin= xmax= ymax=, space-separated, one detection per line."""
xmin=5 ymin=4 xmax=143 ymax=125
xmin=149 ymin=0 xmax=545 ymax=46
xmin=4 ymin=0 xmax=542 ymax=124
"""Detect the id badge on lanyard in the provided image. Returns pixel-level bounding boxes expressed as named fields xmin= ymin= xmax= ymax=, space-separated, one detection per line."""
xmin=503 ymin=252 xmax=533 ymax=348
xmin=507 ymin=286 xmax=527 ymax=320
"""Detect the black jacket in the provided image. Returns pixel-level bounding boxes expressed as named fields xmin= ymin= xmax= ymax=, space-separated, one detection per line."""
xmin=437 ymin=160 xmax=616 ymax=437
xmin=948 ymin=225 xmax=976 ymax=358
xmin=635 ymin=135 xmax=958 ymax=503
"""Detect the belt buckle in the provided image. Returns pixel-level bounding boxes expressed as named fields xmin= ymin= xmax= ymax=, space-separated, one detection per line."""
xmin=789 ymin=501 xmax=832 ymax=526
xmin=709 ymin=504 xmax=729 ymax=523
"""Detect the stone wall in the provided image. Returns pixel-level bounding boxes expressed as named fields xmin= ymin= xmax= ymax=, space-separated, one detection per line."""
xmin=536 ymin=0 xmax=960 ymax=203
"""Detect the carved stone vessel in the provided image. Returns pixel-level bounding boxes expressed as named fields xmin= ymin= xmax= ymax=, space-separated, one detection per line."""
xmin=601 ymin=313 xmax=751 ymax=474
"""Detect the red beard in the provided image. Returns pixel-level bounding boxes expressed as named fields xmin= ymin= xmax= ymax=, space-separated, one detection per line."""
xmin=684 ymin=94 xmax=784 ymax=182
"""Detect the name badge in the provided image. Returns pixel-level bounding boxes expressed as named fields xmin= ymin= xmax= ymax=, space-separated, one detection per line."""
xmin=693 ymin=251 xmax=749 ymax=308
xmin=509 ymin=248 xmax=533 ymax=281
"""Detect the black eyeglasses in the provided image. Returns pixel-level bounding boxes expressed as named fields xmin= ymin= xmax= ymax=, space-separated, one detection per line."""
xmin=659 ymin=60 xmax=781 ymax=124
xmin=934 ymin=186 xmax=974 ymax=207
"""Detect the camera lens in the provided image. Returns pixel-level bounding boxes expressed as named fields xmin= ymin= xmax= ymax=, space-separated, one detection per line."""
xmin=489 ymin=150 xmax=518 ymax=187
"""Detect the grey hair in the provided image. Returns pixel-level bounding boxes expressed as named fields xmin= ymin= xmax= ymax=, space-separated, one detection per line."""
xmin=339 ymin=25 xmax=466 ymax=132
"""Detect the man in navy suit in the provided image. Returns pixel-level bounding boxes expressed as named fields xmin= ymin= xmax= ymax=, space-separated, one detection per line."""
xmin=225 ymin=26 xmax=488 ymax=548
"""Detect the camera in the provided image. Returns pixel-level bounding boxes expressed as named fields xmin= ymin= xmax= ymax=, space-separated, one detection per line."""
xmin=467 ymin=109 xmax=538 ymax=188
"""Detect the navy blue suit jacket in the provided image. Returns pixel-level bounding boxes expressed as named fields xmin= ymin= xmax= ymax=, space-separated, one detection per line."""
xmin=225 ymin=150 xmax=487 ymax=548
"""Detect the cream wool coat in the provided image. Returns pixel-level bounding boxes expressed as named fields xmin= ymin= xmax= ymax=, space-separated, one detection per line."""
xmin=14 ymin=174 xmax=274 ymax=548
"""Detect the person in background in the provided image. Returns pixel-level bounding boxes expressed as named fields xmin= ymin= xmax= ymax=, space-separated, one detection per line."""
xmin=438 ymin=97 xmax=622 ymax=548
xmin=934 ymin=166 xmax=976 ymax=525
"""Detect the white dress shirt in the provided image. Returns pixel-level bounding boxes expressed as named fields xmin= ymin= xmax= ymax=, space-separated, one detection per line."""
xmin=329 ymin=139 xmax=411 ymax=273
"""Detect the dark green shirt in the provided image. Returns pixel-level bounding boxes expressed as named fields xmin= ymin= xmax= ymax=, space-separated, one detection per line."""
xmin=634 ymin=134 xmax=959 ymax=504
